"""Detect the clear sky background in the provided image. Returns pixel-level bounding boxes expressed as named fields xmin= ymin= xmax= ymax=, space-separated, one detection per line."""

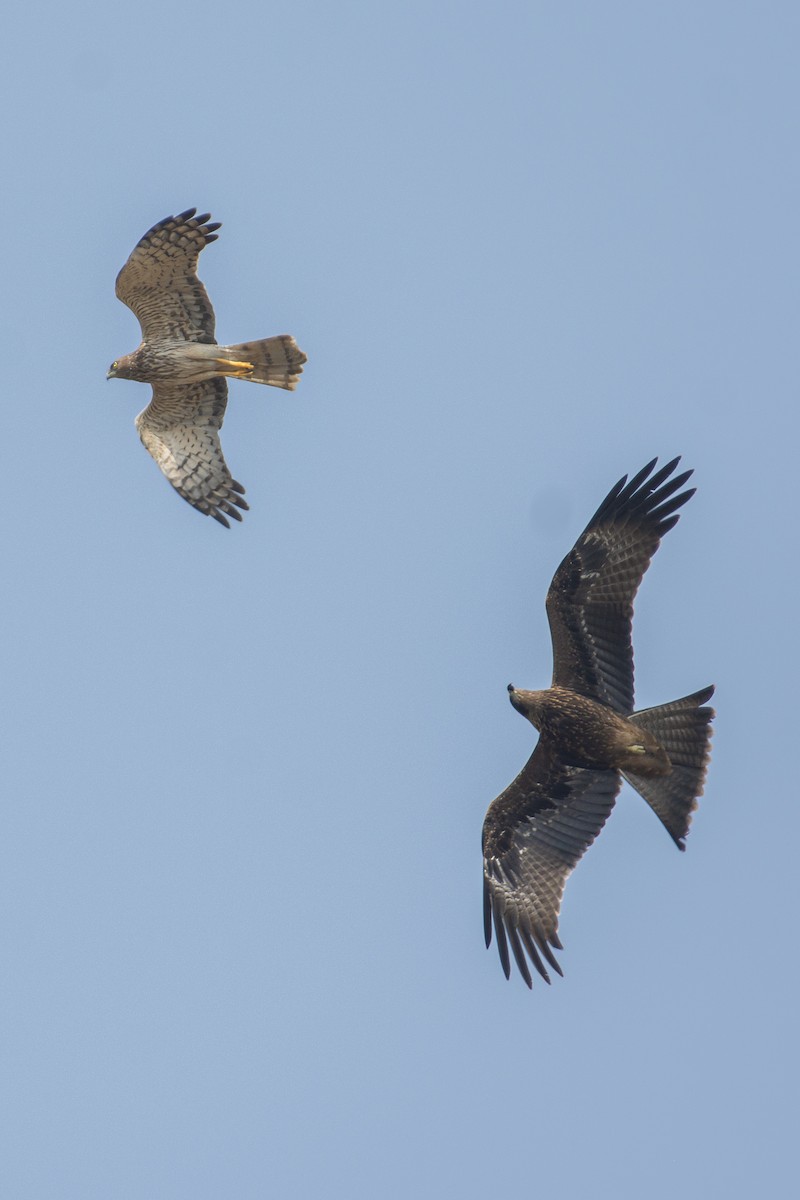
xmin=0 ymin=2 xmax=796 ymax=1196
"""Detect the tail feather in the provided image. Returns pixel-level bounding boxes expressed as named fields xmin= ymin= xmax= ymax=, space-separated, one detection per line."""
xmin=216 ymin=335 xmax=307 ymax=389
xmin=623 ymin=686 xmax=715 ymax=849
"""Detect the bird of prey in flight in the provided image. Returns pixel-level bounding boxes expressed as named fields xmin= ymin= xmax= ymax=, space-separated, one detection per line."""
xmin=108 ymin=208 xmax=306 ymax=526
xmin=482 ymin=458 xmax=715 ymax=988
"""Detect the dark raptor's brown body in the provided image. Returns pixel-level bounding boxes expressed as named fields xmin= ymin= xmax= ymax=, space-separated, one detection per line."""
xmin=507 ymin=685 xmax=671 ymax=776
xmin=481 ymin=458 xmax=715 ymax=989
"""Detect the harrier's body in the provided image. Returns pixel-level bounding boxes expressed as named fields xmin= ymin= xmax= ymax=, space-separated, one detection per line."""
xmin=109 ymin=208 xmax=306 ymax=526
xmin=482 ymin=458 xmax=715 ymax=988
xmin=111 ymin=339 xmax=243 ymax=385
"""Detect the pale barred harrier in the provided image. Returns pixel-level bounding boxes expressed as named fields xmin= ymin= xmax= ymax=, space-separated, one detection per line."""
xmin=109 ymin=208 xmax=306 ymax=526
xmin=482 ymin=458 xmax=715 ymax=988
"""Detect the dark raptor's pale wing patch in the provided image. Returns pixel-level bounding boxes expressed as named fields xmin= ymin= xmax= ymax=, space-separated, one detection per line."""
xmin=545 ymin=457 xmax=695 ymax=714
xmin=115 ymin=208 xmax=221 ymax=345
xmin=483 ymin=739 xmax=622 ymax=988
xmin=135 ymin=378 xmax=248 ymax=528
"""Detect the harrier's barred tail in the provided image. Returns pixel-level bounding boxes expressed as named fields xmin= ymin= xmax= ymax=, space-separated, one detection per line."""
xmin=215 ymin=335 xmax=307 ymax=389
xmin=624 ymin=686 xmax=715 ymax=849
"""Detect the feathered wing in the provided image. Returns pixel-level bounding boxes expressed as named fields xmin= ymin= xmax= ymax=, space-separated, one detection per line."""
xmin=483 ymin=740 xmax=622 ymax=987
xmin=135 ymin=378 xmax=248 ymax=528
xmin=115 ymin=208 xmax=221 ymax=344
xmin=545 ymin=457 xmax=695 ymax=714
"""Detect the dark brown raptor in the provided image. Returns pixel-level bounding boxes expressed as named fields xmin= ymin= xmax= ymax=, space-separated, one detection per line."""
xmin=482 ymin=457 xmax=715 ymax=988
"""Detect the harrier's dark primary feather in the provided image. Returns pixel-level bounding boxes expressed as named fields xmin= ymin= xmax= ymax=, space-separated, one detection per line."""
xmin=115 ymin=208 xmax=221 ymax=345
xmin=135 ymin=378 xmax=248 ymax=527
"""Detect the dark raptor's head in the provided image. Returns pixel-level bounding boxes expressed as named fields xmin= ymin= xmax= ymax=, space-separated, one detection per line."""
xmin=507 ymin=684 xmax=545 ymax=728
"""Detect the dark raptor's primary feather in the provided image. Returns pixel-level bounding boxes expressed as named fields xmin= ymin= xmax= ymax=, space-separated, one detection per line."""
xmin=546 ymin=456 xmax=695 ymax=715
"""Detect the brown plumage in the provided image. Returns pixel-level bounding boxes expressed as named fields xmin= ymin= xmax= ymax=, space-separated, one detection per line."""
xmin=482 ymin=458 xmax=715 ymax=988
xmin=108 ymin=208 xmax=307 ymax=527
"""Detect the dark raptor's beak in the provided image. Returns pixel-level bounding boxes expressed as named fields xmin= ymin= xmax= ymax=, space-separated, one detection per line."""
xmin=507 ymin=684 xmax=532 ymax=718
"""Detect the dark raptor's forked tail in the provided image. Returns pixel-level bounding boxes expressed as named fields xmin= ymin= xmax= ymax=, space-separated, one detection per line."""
xmin=623 ymin=685 xmax=715 ymax=849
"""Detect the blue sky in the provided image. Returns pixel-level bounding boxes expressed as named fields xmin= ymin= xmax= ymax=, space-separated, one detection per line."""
xmin=0 ymin=2 xmax=796 ymax=1196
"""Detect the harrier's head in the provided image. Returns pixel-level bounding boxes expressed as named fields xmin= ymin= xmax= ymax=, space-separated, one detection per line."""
xmin=107 ymin=355 xmax=132 ymax=380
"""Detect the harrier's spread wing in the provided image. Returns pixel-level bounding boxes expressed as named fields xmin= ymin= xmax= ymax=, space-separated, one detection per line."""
xmin=115 ymin=208 xmax=220 ymax=344
xmin=545 ymin=458 xmax=695 ymax=714
xmin=483 ymin=740 xmax=622 ymax=987
xmin=135 ymin=378 xmax=248 ymax=528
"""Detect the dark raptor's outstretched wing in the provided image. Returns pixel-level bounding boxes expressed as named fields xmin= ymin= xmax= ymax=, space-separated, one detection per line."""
xmin=483 ymin=740 xmax=622 ymax=988
xmin=546 ymin=457 xmax=695 ymax=714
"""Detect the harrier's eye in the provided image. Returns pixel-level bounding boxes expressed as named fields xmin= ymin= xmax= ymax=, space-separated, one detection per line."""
xmin=110 ymin=361 xmax=118 ymax=370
